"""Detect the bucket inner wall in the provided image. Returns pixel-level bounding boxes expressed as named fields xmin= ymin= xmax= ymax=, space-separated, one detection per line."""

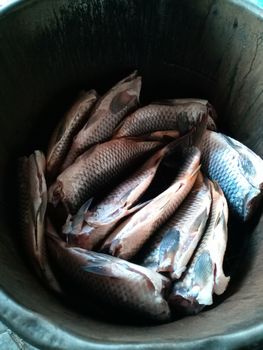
xmin=0 ymin=0 xmax=262 ymax=348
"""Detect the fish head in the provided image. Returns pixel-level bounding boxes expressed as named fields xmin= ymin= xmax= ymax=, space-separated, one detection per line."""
xmin=94 ymin=71 xmax=141 ymax=114
xmin=168 ymin=288 xmax=204 ymax=316
xmin=243 ymin=187 xmax=262 ymax=221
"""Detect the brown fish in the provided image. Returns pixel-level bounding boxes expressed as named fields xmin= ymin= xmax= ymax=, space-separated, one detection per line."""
xmin=138 ymin=172 xmax=211 ymax=279
xmin=48 ymin=138 xmax=162 ymax=214
xmin=62 ymin=135 xmax=192 ymax=250
xmin=46 ymin=90 xmax=98 ymax=178
xmin=18 ymin=151 xmax=61 ymax=293
xmin=113 ymin=100 xmax=214 ymax=139
xmin=46 ymin=222 xmax=171 ymax=322
xmin=155 ymin=98 xmax=217 ymax=121
xmin=101 ymin=146 xmax=201 ymax=261
xmin=168 ymin=181 xmax=230 ymax=315
xmin=61 ymin=71 xmax=142 ymax=170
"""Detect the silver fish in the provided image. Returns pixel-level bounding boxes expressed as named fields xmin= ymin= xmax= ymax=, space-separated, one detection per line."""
xmin=113 ymin=101 xmax=214 ymax=139
xmin=61 ymin=71 xmax=141 ymax=170
xmin=46 ymin=222 xmax=171 ymax=322
xmin=18 ymin=151 xmax=61 ymax=293
xmin=48 ymin=138 xmax=162 ymax=214
xmin=201 ymin=130 xmax=263 ymax=221
xmin=46 ymin=90 xmax=98 ymax=178
xmin=168 ymin=181 xmax=230 ymax=315
xmin=139 ymin=172 xmax=211 ymax=279
xmin=101 ymin=147 xmax=201 ymax=261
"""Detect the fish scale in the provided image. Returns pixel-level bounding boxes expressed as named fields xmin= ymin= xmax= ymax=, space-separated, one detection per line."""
xmin=46 ymin=90 xmax=98 ymax=177
xmin=102 ymin=146 xmax=201 ymax=260
xmin=201 ymin=130 xmax=262 ymax=220
xmin=114 ymin=102 xmax=215 ymax=138
xmin=62 ymin=72 xmax=141 ymax=170
xmin=138 ymin=172 xmax=211 ymax=279
xmin=46 ymin=227 xmax=171 ymax=322
xmin=48 ymin=138 xmax=161 ymax=214
xmin=62 ymin=140 xmax=182 ymax=250
xmin=169 ymin=181 xmax=230 ymax=314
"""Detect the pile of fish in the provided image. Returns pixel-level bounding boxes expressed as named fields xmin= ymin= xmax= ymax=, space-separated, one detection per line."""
xmin=18 ymin=71 xmax=263 ymax=323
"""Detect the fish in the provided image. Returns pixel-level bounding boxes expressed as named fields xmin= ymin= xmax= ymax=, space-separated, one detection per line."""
xmin=168 ymin=181 xmax=230 ymax=315
xmin=46 ymin=90 xmax=98 ymax=178
xmin=46 ymin=221 xmax=171 ymax=322
xmin=113 ymin=100 xmax=215 ymax=139
xmin=62 ymin=134 xmax=194 ymax=250
xmin=61 ymin=71 xmax=142 ymax=170
xmin=18 ymin=151 xmax=61 ymax=293
xmin=201 ymin=130 xmax=263 ymax=221
xmin=154 ymin=98 xmax=217 ymax=121
xmin=101 ymin=146 xmax=202 ymax=261
xmin=138 ymin=172 xmax=211 ymax=279
xmin=48 ymin=138 xmax=162 ymax=214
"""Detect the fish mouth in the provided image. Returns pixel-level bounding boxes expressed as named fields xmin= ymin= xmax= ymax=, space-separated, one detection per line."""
xmin=243 ymin=187 xmax=263 ymax=221
xmin=168 ymin=294 xmax=203 ymax=316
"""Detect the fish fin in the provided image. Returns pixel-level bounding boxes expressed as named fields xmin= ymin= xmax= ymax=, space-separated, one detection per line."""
xmin=109 ymin=239 xmax=122 ymax=256
xmin=213 ymin=264 xmax=230 ymax=295
xmin=126 ymin=200 xmax=150 ymax=214
xmin=207 ymin=116 xmax=217 ymax=131
xmin=190 ymin=165 xmax=202 ymax=179
xmin=78 ymin=197 xmax=93 ymax=215
xmin=162 ymin=130 xmax=197 ymax=157
xmin=165 ymin=114 xmax=208 ymax=160
xmin=112 ymin=120 xmax=126 ymax=138
xmin=194 ymin=251 xmax=213 ymax=287
xmin=123 ymin=264 xmax=156 ymax=292
xmin=191 ymin=113 xmax=209 ymax=147
xmin=62 ymin=215 xmax=74 ymax=234
xmin=70 ymin=197 xmax=93 ymax=230
xmin=214 ymin=273 xmax=230 ymax=295
xmin=118 ymin=70 xmax=138 ymax=84
xmin=190 ymin=207 xmax=209 ymax=234
xmin=81 ymin=264 xmax=119 ymax=279
xmin=158 ymin=228 xmax=180 ymax=271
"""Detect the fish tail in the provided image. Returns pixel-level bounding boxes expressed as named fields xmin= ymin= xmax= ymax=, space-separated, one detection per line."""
xmin=207 ymin=102 xmax=218 ymax=120
xmin=162 ymin=130 xmax=195 ymax=157
xmin=191 ymin=113 xmax=209 ymax=148
xmin=214 ymin=273 xmax=230 ymax=295
xmin=164 ymin=113 xmax=208 ymax=160
xmin=207 ymin=116 xmax=217 ymax=131
xmin=120 ymin=70 xmax=138 ymax=83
